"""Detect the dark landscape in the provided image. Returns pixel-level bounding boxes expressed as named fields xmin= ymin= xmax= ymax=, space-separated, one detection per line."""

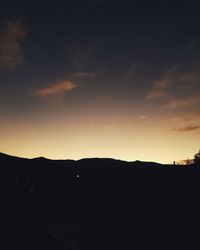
xmin=1 ymin=152 xmax=200 ymax=249
xmin=1 ymin=0 xmax=200 ymax=249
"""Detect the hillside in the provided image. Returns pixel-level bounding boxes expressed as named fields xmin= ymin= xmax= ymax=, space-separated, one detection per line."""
xmin=0 ymin=153 xmax=200 ymax=249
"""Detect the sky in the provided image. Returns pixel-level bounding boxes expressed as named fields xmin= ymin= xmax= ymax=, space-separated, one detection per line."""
xmin=0 ymin=0 xmax=200 ymax=163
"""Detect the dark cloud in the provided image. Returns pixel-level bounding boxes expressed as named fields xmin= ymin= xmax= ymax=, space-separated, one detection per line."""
xmin=68 ymin=43 xmax=96 ymax=67
xmin=66 ymin=36 xmax=107 ymax=68
xmin=70 ymin=72 xmax=95 ymax=80
xmin=0 ymin=21 xmax=27 ymax=69
xmin=173 ymin=125 xmax=200 ymax=132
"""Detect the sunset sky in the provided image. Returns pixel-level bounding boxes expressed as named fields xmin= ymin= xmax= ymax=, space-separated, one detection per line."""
xmin=0 ymin=0 xmax=200 ymax=163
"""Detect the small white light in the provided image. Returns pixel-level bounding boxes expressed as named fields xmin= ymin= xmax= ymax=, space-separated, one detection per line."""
xmin=76 ymin=174 xmax=80 ymax=178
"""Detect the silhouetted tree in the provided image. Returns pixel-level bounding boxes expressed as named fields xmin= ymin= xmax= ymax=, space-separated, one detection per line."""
xmin=193 ymin=149 xmax=200 ymax=166
xmin=184 ymin=159 xmax=193 ymax=165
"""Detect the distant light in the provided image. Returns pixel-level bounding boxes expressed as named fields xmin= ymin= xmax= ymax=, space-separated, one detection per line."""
xmin=76 ymin=174 xmax=80 ymax=178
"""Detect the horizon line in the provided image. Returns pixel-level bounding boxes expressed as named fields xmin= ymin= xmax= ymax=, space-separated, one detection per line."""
xmin=0 ymin=151 xmax=179 ymax=165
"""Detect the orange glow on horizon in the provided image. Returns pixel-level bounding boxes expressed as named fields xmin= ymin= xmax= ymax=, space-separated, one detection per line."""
xmin=0 ymin=114 xmax=199 ymax=164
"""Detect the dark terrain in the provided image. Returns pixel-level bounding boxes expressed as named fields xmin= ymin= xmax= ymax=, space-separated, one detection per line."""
xmin=0 ymin=153 xmax=200 ymax=249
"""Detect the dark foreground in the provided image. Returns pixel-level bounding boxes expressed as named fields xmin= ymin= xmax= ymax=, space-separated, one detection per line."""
xmin=0 ymin=153 xmax=200 ymax=250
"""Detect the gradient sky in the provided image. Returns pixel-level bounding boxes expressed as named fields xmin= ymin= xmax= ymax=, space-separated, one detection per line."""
xmin=0 ymin=0 xmax=200 ymax=163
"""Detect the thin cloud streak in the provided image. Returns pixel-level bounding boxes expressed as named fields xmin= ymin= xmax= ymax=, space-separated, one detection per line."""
xmin=0 ymin=21 xmax=27 ymax=69
xmin=68 ymin=43 xmax=96 ymax=67
xmin=173 ymin=125 xmax=200 ymax=132
xmin=146 ymin=67 xmax=178 ymax=99
xmin=35 ymin=80 xmax=77 ymax=98
xmin=162 ymin=95 xmax=200 ymax=110
xmin=146 ymin=80 xmax=169 ymax=99
xmin=146 ymin=68 xmax=200 ymax=100
xmin=71 ymin=72 xmax=95 ymax=80
xmin=148 ymin=67 xmax=200 ymax=132
xmin=171 ymin=111 xmax=200 ymax=132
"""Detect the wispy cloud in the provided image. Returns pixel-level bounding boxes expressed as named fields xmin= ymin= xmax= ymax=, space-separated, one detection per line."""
xmin=35 ymin=80 xmax=77 ymax=98
xmin=171 ymin=111 xmax=200 ymax=132
xmin=67 ymin=38 xmax=106 ymax=67
xmin=147 ymin=67 xmax=200 ymax=132
xmin=0 ymin=21 xmax=27 ymax=69
xmin=71 ymin=72 xmax=95 ymax=80
xmin=173 ymin=125 xmax=200 ymax=132
xmin=146 ymin=67 xmax=200 ymax=111
xmin=162 ymin=95 xmax=200 ymax=110
xmin=187 ymin=40 xmax=200 ymax=50
xmin=68 ymin=42 xmax=96 ymax=67
xmin=146 ymin=67 xmax=178 ymax=99
xmin=126 ymin=63 xmax=139 ymax=80
xmin=146 ymin=80 xmax=169 ymax=99
xmin=139 ymin=115 xmax=148 ymax=120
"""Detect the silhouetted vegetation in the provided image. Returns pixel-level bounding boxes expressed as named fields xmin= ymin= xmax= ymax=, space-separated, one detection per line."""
xmin=193 ymin=149 xmax=200 ymax=166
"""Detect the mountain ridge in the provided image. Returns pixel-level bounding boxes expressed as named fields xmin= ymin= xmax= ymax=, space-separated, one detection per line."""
xmin=0 ymin=152 xmax=166 ymax=166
